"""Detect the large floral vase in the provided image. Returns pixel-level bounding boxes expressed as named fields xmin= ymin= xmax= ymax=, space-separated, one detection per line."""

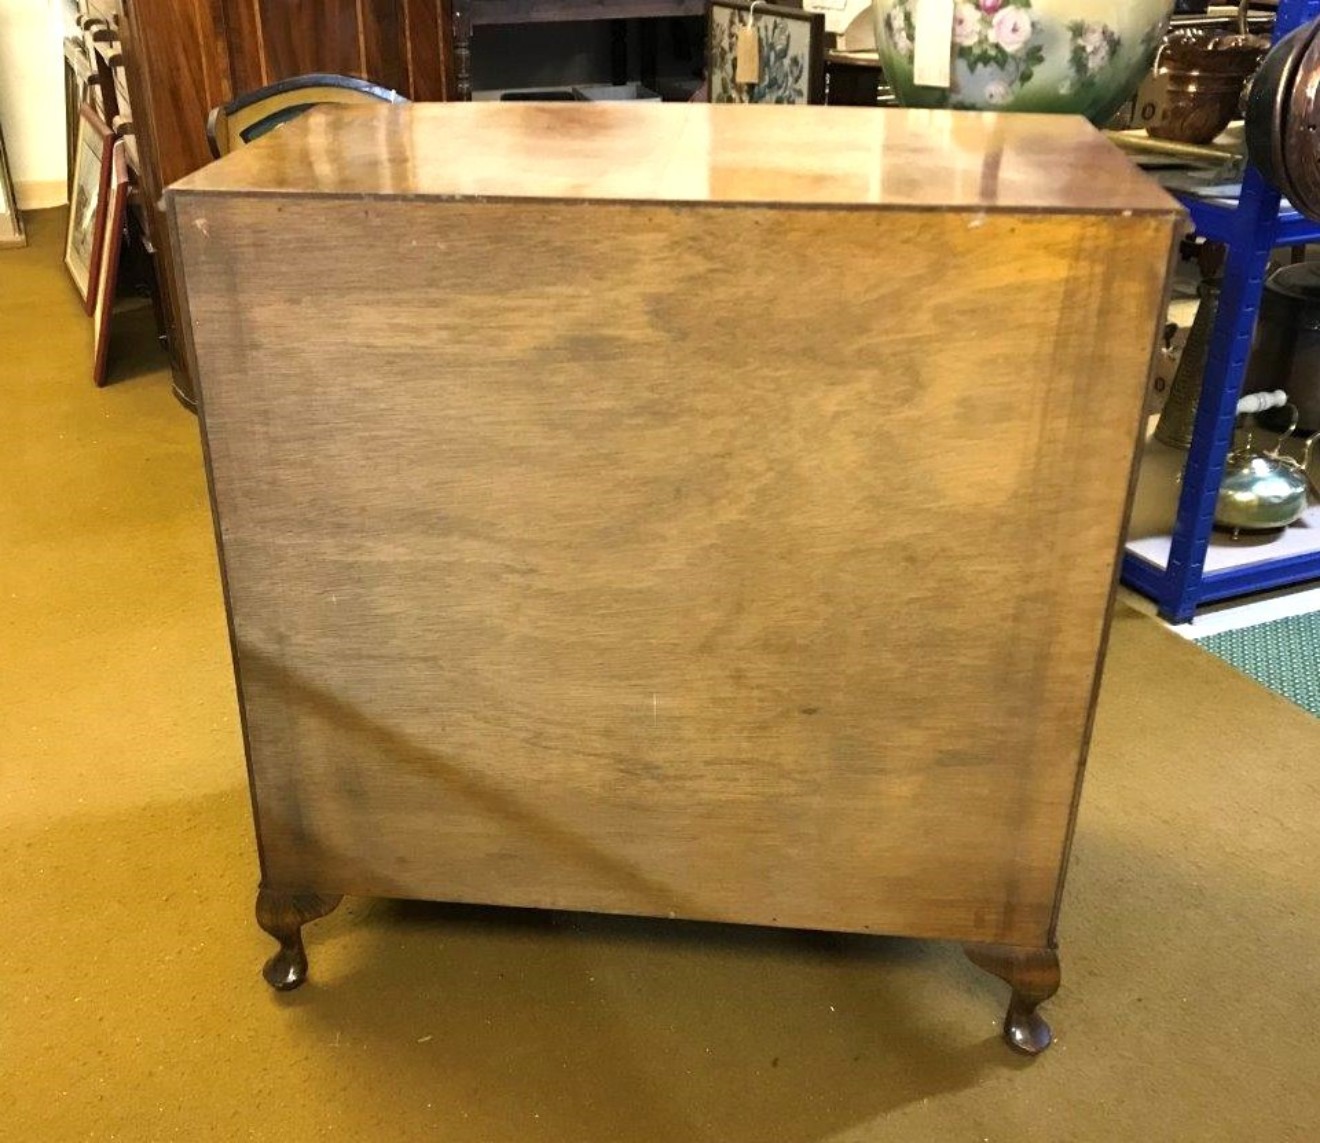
xmin=872 ymin=0 xmax=1173 ymax=123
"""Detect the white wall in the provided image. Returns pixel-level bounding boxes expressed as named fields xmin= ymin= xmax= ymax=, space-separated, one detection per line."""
xmin=0 ymin=0 xmax=73 ymax=208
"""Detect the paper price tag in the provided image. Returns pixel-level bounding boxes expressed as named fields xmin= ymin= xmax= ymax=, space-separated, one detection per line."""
xmin=1135 ymin=72 xmax=1171 ymax=129
xmin=736 ymin=23 xmax=761 ymax=85
xmin=912 ymin=0 xmax=954 ymax=89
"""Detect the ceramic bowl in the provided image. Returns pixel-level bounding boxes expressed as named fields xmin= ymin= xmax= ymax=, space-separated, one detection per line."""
xmin=872 ymin=0 xmax=1175 ymax=124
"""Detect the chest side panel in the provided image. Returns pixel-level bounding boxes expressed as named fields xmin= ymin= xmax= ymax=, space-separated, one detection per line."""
xmin=174 ymin=194 xmax=1173 ymax=945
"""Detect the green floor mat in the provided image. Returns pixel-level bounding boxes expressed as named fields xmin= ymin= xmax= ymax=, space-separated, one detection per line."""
xmin=1198 ymin=612 xmax=1320 ymax=717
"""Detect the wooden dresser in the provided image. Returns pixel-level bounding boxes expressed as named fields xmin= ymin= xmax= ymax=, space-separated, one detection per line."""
xmin=80 ymin=0 xmax=456 ymax=407
xmin=167 ymin=103 xmax=1181 ymax=1054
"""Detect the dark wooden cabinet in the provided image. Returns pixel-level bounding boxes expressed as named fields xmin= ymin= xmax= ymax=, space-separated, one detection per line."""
xmin=112 ymin=0 xmax=456 ymax=406
xmin=219 ymin=0 xmax=456 ymax=110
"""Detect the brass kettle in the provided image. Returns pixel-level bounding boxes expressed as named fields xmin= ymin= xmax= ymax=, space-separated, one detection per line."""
xmin=1215 ymin=400 xmax=1320 ymax=535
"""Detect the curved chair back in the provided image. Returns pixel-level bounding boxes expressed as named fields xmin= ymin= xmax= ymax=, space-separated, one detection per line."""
xmin=207 ymin=73 xmax=408 ymax=159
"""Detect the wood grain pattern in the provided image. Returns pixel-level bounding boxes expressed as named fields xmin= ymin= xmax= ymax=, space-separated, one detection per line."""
xmin=195 ymin=0 xmax=236 ymax=107
xmin=169 ymin=111 xmax=1179 ymax=949
xmin=255 ymin=0 xmax=363 ymax=80
xmin=401 ymin=0 xmax=453 ymax=100
xmin=117 ymin=0 xmax=456 ymax=404
xmin=362 ymin=0 xmax=407 ymax=93
xmin=128 ymin=0 xmax=226 ymax=187
xmin=212 ymin=0 xmax=452 ymax=97
xmin=171 ymin=103 xmax=1180 ymax=216
xmin=120 ymin=0 xmax=228 ymax=406
xmin=223 ymin=0 xmax=268 ymax=94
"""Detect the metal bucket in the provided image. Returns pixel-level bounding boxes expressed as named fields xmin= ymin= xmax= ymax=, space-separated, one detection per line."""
xmin=1244 ymin=261 xmax=1320 ymax=434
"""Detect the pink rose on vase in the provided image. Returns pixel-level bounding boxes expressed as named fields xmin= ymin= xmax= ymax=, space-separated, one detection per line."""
xmin=991 ymin=6 xmax=1033 ymax=54
xmin=1080 ymin=23 xmax=1112 ymax=69
xmin=953 ymin=2 xmax=984 ymax=46
xmin=979 ymin=0 xmax=1002 ymax=13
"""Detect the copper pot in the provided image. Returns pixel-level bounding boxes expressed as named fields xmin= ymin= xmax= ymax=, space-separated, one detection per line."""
xmin=1283 ymin=23 xmax=1320 ymax=219
xmin=1244 ymin=19 xmax=1319 ymax=212
xmin=1147 ymin=34 xmax=1264 ymax=144
xmin=1160 ymin=29 xmax=1267 ymax=74
xmin=1147 ymin=79 xmax=1245 ymax=144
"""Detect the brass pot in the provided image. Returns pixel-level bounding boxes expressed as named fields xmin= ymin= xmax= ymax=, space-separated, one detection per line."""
xmin=1215 ymin=405 xmax=1319 ymax=533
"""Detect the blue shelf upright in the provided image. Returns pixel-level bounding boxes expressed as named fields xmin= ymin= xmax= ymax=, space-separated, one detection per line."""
xmin=1120 ymin=0 xmax=1320 ymax=622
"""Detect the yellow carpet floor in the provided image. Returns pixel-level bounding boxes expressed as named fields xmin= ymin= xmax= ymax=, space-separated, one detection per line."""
xmin=4 ymin=209 xmax=1320 ymax=1141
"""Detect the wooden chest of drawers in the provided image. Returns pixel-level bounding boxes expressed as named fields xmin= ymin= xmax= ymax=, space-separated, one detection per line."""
xmin=168 ymin=103 xmax=1181 ymax=1053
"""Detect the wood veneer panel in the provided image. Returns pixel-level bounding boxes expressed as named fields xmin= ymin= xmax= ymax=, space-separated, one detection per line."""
xmin=222 ymin=0 xmax=268 ymax=93
xmin=171 ymin=120 xmax=1178 ymax=944
xmin=173 ymin=103 xmax=1181 ymax=214
xmin=257 ymin=0 xmax=363 ymax=79
xmin=362 ymin=0 xmax=407 ymax=92
xmin=402 ymin=0 xmax=451 ymax=99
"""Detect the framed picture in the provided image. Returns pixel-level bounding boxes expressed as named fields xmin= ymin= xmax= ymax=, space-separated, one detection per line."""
xmin=63 ymin=37 xmax=93 ymax=200
xmin=92 ymin=138 xmax=130 ymax=387
xmin=707 ymin=0 xmax=826 ymax=105
xmin=0 ymin=118 xmax=24 ymax=249
xmin=65 ymin=104 xmax=114 ymax=312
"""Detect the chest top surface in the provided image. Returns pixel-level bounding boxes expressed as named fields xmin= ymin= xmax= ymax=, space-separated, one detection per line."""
xmin=168 ymin=102 xmax=1179 ymax=216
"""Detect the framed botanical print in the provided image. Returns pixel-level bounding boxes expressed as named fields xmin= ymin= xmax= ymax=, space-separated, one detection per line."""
xmin=65 ymin=104 xmax=114 ymax=312
xmin=0 ymin=118 xmax=24 ymax=249
xmin=92 ymin=139 xmax=131 ymax=387
xmin=707 ymin=0 xmax=826 ymax=105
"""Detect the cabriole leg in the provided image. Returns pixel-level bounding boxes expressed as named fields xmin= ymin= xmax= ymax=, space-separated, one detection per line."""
xmin=255 ymin=886 xmax=343 ymax=991
xmin=964 ymin=943 xmax=1061 ymax=1055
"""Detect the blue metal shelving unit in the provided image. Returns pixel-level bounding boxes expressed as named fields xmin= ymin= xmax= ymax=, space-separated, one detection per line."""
xmin=1120 ymin=0 xmax=1320 ymax=622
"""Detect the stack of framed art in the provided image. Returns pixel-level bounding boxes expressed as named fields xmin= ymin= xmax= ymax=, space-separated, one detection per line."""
xmin=91 ymin=139 xmax=132 ymax=387
xmin=65 ymin=104 xmax=112 ymax=311
xmin=64 ymin=100 xmax=136 ymax=387
xmin=0 ymin=118 xmax=25 ymax=249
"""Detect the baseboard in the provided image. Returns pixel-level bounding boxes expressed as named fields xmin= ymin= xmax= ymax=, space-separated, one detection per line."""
xmin=15 ymin=179 xmax=67 ymax=211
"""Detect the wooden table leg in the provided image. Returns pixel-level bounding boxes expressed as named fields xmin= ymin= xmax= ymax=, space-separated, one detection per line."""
xmin=255 ymin=886 xmax=343 ymax=991
xmin=964 ymin=943 xmax=1062 ymax=1055
xmin=453 ymin=0 xmax=473 ymax=101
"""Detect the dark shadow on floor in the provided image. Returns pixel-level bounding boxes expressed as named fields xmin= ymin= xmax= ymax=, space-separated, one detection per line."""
xmin=281 ymin=897 xmax=1019 ymax=1143
xmin=102 ymin=298 xmax=171 ymax=388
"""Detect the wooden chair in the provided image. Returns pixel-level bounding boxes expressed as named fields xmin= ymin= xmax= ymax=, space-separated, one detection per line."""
xmin=207 ymin=73 xmax=408 ymax=159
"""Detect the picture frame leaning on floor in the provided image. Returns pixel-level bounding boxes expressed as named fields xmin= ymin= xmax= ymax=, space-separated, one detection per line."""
xmin=0 ymin=116 xmax=25 ymax=249
xmin=91 ymin=138 xmax=131 ymax=387
xmin=65 ymin=104 xmax=114 ymax=310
